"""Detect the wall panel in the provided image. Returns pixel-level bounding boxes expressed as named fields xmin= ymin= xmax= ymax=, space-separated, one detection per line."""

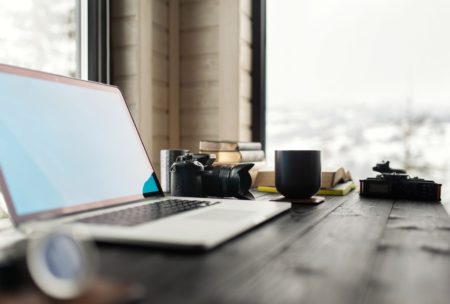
xmin=111 ymin=0 xmax=254 ymax=175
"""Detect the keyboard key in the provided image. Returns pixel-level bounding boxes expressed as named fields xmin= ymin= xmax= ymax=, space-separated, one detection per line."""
xmin=77 ymin=199 xmax=220 ymax=226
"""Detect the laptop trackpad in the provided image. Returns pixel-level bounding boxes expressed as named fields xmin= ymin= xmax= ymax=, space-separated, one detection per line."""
xmin=187 ymin=209 xmax=254 ymax=222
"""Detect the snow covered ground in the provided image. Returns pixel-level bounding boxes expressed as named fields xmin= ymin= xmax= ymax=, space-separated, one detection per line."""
xmin=266 ymin=103 xmax=450 ymax=198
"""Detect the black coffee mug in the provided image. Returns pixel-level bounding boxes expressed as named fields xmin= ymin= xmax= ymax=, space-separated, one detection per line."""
xmin=275 ymin=150 xmax=321 ymax=199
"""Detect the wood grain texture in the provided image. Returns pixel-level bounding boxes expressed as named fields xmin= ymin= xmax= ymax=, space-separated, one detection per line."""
xmin=152 ymin=82 xmax=169 ymax=110
xmin=98 ymin=195 xmax=354 ymax=303
xmin=137 ymin=0 xmax=154 ymax=152
xmin=240 ymin=69 xmax=252 ymax=99
xmin=153 ymin=27 xmax=169 ymax=56
xmin=239 ymin=125 xmax=252 ymax=140
xmin=180 ymin=0 xmax=219 ymax=30
xmin=179 ymin=0 xmax=220 ymax=150
xmin=180 ymin=109 xmax=219 ymax=137
xmin=180 ymin=82 xmax=219 ymax=110
xmin=177 ymin=0 xmax=254 ymax=149
xmin=114 ymin=76 xmax=138 ymax=106
xmin=181 ymin=135 xmax=217 ymax=152
xmin=220 ymin=197 xmax=394 ymax=304
xmin=180 ymin=27 xmax=219 ymax=56
xmin=168 ymin=0 xmax=180 ymax=148
xmin=238 ymin=0 xmax=252 ymax=140
xmin=240 ymin=11 xmax=252 ymax=44
xmin=364 ymin=200 xmax=450 ymax=304
xmin=97 ymin=193 xmax=450 ymax=304
xmin=240 ymin=42 xmax=252 ymax=72
xmin=180 ymin=54 xmax=219 ymax=84
xmin=153 ymin=0 xmax=169 ymax=29
xmin=111 ymin=16 xmax=138 ymax=47
xmin=152 ymin=108 xmax=169 ymax=137
xmin=218 ymin=0 xmax=240 ymax=140
xmin=111 ymin=0 xmax=172 ymax=160
xmin=112 ymin=46 xmax=138 ymax=77
xmin=111 ymin=0 xmax=254 ymax=160
xmin=152 ymin=56 xmax=169 ymax=83
xmin=240 ymin=0 xmax=251 ymax=18
xmin=150 ymin=135 xmax=170 ymax=156
xmin=239 ymin=97 xmax=252 ymax=127
xmin=111 ymin=0 xmax=139 ymax=18
xmin=110 ymin=0 xmax=140 ymax=131
xmin=152 ymin=0 xmax=171 ymax=154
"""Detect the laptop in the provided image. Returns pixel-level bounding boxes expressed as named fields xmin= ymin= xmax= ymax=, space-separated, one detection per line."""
xmin=0 ymin=64 xmax=290 ymax=250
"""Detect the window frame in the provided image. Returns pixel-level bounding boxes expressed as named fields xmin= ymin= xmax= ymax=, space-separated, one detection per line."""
xmin=251 ymin=0 xmax=267 ymax=150
xmin=86 ymin=0 xmax=110 ymax=84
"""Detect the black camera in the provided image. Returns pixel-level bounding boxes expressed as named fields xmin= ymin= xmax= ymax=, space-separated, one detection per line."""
xmin=170 ymin=153 xmax=255 ymax=200
xmin=360 ymin=161 xmax=441 ymax=201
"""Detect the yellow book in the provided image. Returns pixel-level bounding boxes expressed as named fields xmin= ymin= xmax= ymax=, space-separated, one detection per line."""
xmin=200 ymin=150 xmax=265 ymax=163
xmin=257 ymin=181 xmax=356 ymax=196
xmin=252 ymin=168 xmax=353 ymax=189
xmin=318 ymin=181 xmax=356 ymax=196
xmin=257 ymin=186 xmax=279 ymax=193
xmin=321 ymin=168 xmax=353 ymax=188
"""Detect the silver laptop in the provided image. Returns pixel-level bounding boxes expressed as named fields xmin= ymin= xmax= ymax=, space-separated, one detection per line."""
xmin=0 ymin=64 xmax=290 ymax=250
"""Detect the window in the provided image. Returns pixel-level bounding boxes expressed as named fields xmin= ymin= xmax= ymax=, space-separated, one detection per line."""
xmin=266 ymin=0 xmax=450 ymax=186
xmin=0 ymin=0 xmax=86 ymax=78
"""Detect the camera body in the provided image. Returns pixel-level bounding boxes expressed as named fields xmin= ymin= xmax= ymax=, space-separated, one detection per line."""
xmin=360 ymin=161 xmax=441 ymax=201
xmin=170 ymin=153 xmax=254 ymax=200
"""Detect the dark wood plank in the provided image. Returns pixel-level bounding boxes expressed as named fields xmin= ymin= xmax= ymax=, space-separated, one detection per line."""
xmin=203 ymin=196 xmax=394 ymax=304
xmin=98 ymin=194 xmax=356 ymax=303
xmin=364 ymin=200 xmax=450 ymax=304
xmin=98 ymin=195 xmax=450 ymax=304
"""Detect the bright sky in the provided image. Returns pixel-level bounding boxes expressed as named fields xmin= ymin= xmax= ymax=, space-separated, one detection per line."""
xmin=267 ymin=0 xmax=450 ymax=109
xmin=0 ymin=0 xmax=76 ymax=77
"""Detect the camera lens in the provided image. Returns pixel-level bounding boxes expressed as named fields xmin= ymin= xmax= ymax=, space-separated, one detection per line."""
xmin=202 ymin=163 xmax=254 ymax=200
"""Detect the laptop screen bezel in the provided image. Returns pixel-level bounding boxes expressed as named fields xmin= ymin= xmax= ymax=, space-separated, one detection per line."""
xmin=0 ymin=64 xmax=164 ymax=225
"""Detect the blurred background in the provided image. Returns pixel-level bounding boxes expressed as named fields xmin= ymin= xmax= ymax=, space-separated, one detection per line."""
xmin=1 ymin=0 xmax=448 ymax=191
xmin=266 ymin=0 xmax=450 ymax=188
xmin=0 ymin=0 xmax=78 ymax=77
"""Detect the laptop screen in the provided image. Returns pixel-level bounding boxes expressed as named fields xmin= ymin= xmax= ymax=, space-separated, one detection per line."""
xmin=0 ymin=65 xmax=162 ymax=222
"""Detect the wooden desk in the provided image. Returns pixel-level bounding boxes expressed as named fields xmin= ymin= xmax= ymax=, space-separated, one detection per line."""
xmin=98 ymin=192 xmax=450 ymax=304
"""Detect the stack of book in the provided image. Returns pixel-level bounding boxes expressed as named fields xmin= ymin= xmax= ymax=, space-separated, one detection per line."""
xmin=318 ymin=168 xmax=356 ymax=196
xmin=199 ymin=140 xmax=265 ymax=164
xmin=255 ymin=167 xmax=356 ymax=196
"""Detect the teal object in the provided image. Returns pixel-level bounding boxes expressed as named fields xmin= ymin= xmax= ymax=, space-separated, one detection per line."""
xmin=143 ymin=175 xmax=159 ymax=196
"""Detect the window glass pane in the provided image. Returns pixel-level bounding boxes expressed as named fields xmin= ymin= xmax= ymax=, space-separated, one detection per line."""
xmin=0 ymin=0 xmax=78 ymax=77
xmin=267 ymin=0 xmax=450 ymax=186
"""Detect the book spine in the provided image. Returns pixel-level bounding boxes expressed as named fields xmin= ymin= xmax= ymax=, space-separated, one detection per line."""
xmin=257 ymin=186 xmax=278 ymax=193
xmin=240 ymin=150 xmax=265 ymax=162
xmin=199 ymin=141 xmax=263 ymax=151
xmin=200 ymin=150 xmax=265 ymax=163
xmin=237 ymin=142 xmax=263 ymax=151
xmin=199 ymin=142 xmax=236 ymax=151
xmin=317 ymin=189 xmax=345 ymax=196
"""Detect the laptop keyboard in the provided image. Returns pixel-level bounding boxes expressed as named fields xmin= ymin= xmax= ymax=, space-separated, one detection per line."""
xmin=78 ymin=199 xmax=220 ymax=227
